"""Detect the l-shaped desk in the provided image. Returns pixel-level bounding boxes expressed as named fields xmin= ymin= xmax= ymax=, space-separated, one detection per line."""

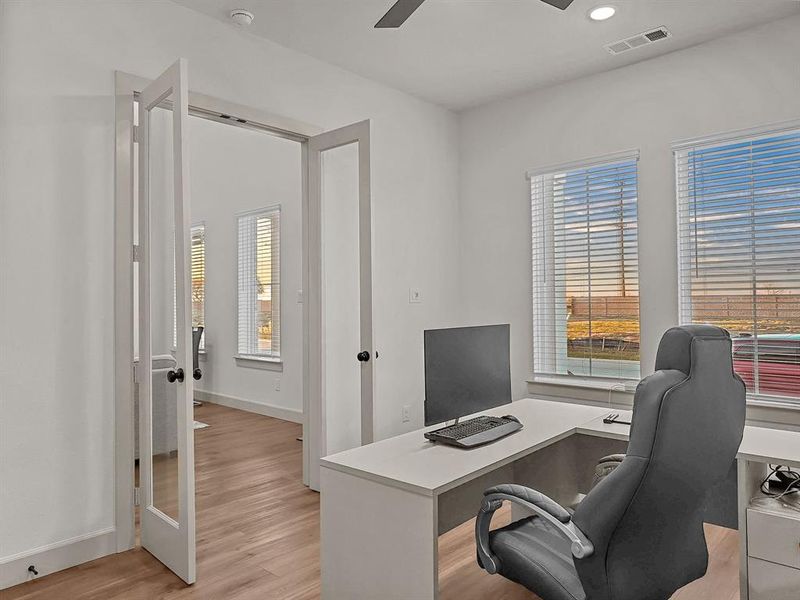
xmin=320 ymin=398 xmax=800 ymax=600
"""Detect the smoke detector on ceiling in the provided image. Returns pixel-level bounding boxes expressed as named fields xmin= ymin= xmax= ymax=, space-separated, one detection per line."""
xmin=605 ymin=26 xmax=672 ymax=55
xmin=230 ymin=9 xmax=255 ymax=26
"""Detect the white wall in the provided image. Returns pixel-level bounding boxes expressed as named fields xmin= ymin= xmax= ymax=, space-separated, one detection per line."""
xmin=0 ymin=0 xmax=460 ymax=565
xmin=458 ymin=15 xmax=800 ymax=401
xmin=188 ymin=116 xmax=303 ymax=416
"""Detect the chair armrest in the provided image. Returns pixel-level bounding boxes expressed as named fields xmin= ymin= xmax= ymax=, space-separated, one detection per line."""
xmin=484 ymin=484 xmax=571 ymax=522
xmin=592 ymin=454 xmax=626 ymax=489
xmin=475 ymin=484 xmax=594 ymax=574
xmin=475 ymin=497 xmax=504 ymax=573
xmin=597 ymin=454 xmax=626 ymax=466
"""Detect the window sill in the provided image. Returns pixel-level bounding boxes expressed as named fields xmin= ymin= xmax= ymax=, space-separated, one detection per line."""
xmin=527 ymin=377 xmax=800 ymax=430
xmin=526 ymin=375 xmax=637 ymax=411
xmin=746 ymin=396 xmax=800 ymax=432
xmin=527 ymin=375 xmax=639 ymax=393
xmin=746 ymin=395 xmax=800 ymax=411
xmin=234 ymin=355 xmax=283 ymax=371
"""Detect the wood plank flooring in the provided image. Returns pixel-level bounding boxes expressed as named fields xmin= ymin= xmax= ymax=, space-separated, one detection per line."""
xmin=3 ymin=403 xmax=740 ymax=600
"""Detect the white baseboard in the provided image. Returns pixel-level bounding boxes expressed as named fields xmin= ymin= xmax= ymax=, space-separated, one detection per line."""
xmin=195 ymin=389 xmax=304 ymax=424
xmin=0 ymin=527 xmax=116 ymax=590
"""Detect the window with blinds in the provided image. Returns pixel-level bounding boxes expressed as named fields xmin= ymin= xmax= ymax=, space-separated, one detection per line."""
xmin=173 ymin=224 xmax=205 ymax=349
xmin=531 ymin=153 xmax=640 ymax=380
xmin=676 ymin=126 xmax=800 ymax=403
xmin=237 ymin=207 xmax=281 ymax=359
xmin=191 ymin=225 xmax=206 ymax=327
xmin=191 ymin=224 xmax=205 ymax=332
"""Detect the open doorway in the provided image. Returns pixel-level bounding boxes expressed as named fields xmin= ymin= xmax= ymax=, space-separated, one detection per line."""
xmin=114 ymin=65 xmax=375 ymax=584
xmin=185 ymin=113 xmax=304 ymax=424
xmin=132 ymin=104 xmax=306 ymax=580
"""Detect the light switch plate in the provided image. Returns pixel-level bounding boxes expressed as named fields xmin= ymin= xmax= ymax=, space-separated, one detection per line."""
xmin=409 ymin=287 xmax=422 ymax=304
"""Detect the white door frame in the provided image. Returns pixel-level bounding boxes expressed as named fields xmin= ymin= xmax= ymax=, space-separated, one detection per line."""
xmin=113 ymin=69 xmax=325 ymax=553
xmin=306 ymin=122 xmax=374 ymax=492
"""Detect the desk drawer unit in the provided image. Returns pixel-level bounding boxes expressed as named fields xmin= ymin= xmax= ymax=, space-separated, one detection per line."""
xmin=747 ymin=507 xmax=800 ymax=569
xmin=747 ymin=507 xmax=800 ymax=600
xmin=748 ymin=558 xmax=800 ymax=600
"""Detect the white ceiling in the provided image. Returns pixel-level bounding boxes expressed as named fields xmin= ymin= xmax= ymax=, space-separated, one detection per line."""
xmin=173 ymin=0 xmax=800 ymax=110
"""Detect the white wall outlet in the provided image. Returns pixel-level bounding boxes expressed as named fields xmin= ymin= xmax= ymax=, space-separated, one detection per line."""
xmin=274 ymin=378 xmax=281 ymax=392
xmin=402 ymin=404 xmax=411 ymax=423
xmin=409 ymin=287 xmax=422 ymax=304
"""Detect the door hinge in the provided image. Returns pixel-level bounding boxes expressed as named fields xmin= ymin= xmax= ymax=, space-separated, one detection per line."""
xmin=132 ymin=244 xmax=141 ymax=263
xmin=133 ymin=362 xmax=140 ymax=384
xmin=134 ymin=487 xmax=141 ymax=507
xmin=132 ymin=125 xmax=141 ymax=144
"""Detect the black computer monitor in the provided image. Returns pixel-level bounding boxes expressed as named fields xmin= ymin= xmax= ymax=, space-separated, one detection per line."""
xmin=424 ymin=324 xmax=512 ymax=426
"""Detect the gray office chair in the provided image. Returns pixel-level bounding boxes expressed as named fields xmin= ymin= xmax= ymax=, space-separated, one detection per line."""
xmin=191 ymin=326 xmax=204 ymax=408
xmin=192 ymin=326 xmax=204 ymax=381
xmin=475 ymin=325 xmax=746 ymax=600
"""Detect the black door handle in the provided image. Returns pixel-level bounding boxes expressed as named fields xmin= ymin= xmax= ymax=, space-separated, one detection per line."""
xmin=357 ymin=351 xmax=370 ymax=362
xmin=167 ymin=368 xmax=185 ymax=383
xmin=193 ymin=368 xmax=202 ymax=381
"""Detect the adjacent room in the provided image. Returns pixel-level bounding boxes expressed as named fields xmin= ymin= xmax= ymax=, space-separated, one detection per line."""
xmin=1 ymin=1 xmax=799 ymax=599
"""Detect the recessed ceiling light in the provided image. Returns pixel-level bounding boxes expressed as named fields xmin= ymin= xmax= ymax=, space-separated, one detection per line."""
xmin=589 ymin=6 xmax=616 ymax=21
xmin=230 ymin=9 xmax=255 ymax=27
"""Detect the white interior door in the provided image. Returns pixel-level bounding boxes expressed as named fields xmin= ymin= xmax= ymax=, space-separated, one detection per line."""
xmin=307 ymin=121 xmax=373 ymax=491
xmin=137 ymin=59 xmax=196 ymax=584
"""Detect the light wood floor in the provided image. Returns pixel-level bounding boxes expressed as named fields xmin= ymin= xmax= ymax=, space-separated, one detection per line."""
xmin=3 ymin=403 xmax=741 ymax=600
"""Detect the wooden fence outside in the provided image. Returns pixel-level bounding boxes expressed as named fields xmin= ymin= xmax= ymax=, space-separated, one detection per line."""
xmin=569 ymin=294 xmax=800 ymax=320
xmin=569 ymin=296 xmax=639 ymax=319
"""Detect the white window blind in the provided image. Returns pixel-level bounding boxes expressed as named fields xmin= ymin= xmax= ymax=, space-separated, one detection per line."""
xmin=676 ymin=126 xmax=800 ymax=404
xmin=531 ymin=153 xmax=640 ymax=380
xmin=191 ymin=225 xmax=205 ymax=349
xmin=173 ymin=224 xmax=205 ymax=349
xmin=237 ymin=207 xmax=281 ymax=359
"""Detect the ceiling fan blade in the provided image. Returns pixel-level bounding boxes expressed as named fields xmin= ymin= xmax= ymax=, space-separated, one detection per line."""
xmin=539 ymin=0 xmax=576 ymax=9
xmin=375 ymin=0 xmax=427 ymax=28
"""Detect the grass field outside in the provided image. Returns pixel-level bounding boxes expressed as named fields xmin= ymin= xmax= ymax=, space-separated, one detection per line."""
xmin=567 ymin=318 xmax=640 ymax=362
xmin=566 ymin=317 xmax=799 ymax=363
xmin=568 ymin=347 xmax=640 ymax=361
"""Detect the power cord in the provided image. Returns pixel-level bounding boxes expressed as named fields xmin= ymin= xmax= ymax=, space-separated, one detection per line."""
xmin=760 ymin=464 xmax=800 ymax=499
xmin=751 ymin=464 xmax=800 ymax=513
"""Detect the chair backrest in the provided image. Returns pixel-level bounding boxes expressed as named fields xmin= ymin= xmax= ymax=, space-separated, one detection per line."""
xmin=192 ymin=326 xmax=204 ymax=371
xmin=572 ymin=325 xmax=746 ymax=600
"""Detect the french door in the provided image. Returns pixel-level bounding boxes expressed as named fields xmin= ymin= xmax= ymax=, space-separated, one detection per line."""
xmin=307 ymin=121 xmax=374 ymax=491
xmin=137 ymin=59 xmax=196 ymax=584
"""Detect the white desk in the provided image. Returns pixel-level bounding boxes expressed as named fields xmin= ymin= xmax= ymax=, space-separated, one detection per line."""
xmin=735 ymin=425 xmax=800 ymax=599
xmin=320 ymin=398 xmax=800 ymax=600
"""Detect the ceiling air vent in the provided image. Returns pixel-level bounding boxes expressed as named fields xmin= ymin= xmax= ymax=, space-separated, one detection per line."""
xmin=645 ymin=28 xmax=669 ymax=42
xmin=605 ymin=26 xmax=672 ymax=55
